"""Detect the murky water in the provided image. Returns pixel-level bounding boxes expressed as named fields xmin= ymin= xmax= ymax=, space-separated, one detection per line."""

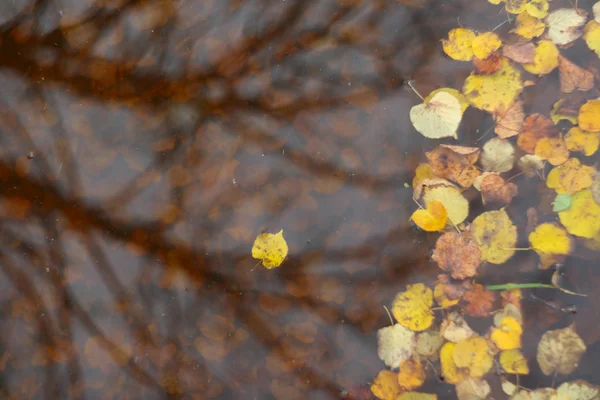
xmin=1 ymin=0 xmax=599 ymax=399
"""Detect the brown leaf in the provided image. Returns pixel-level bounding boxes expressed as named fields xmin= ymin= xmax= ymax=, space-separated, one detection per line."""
xmin=462 ymin=283 xmax=496 ymax=317
xmin=473 ymin=52 xmax=502 ymax=74
xmin=558 ymin=55 xmax=594 ymax=93
xmin=517 ymin=114 xmax=557 ymax=154
xmin=503 ymin=42 xmax=536 ymax=64
xmin=494 ymin=100 xmax=524 ymax=139
xmin=426 ymin=146 xmax=481 ymax=188
xmin=480 ymin=174 xmax=518 ymax=204
xmin=432 ymin=231 xmax=482 ymax=279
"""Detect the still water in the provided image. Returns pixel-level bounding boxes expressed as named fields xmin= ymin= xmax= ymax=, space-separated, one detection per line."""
xmin=0 ymin=0 xmax=599 ymax=399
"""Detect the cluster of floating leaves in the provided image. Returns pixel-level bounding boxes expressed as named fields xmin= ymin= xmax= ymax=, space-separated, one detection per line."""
xmin=372 ymin=0 xmax=600 ymax=398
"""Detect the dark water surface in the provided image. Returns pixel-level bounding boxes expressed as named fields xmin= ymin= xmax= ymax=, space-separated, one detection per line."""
xmin=1 ymin=0 xmax=600 ymax=399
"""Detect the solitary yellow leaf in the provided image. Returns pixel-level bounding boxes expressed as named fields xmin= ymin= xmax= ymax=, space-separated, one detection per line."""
xmin=565 ymin=127 xmax=599 ymax=156
xmin=440 ymin=342 xmax=469 ymax=384
xmin=410 ymin=92 xmax=462 ymax=140
xmin=411 ymin=200 xmax=448 ymax=232
xmin=500 ymin=349 xmax=529 ymax=374
xmin=442 ymin=28 xmax=476 ymax=61
xmin=534 ymin=136 xmax=569 ymax=166
xmin=370 ymin=370 xmax=402 ymax=400
xmin=546 ymin=158 xmax=596 ymax=194
xmin=471 ymin=209 xmax=517 ymax=264
xmin=453 ymin=336 xmax=494 ymax=378
xmin=584 ymin=20 xmax=600 ymax=58
xmin=558 ymin=189 xmax=600 ymax=238
xmin=490 ymin=316 xmax=522 ymax=350
xmin=579 ymin=99 xmax=600 ymax=132
xmin=398 ymin=359 xmax=426 ymax=390
xmin=523 ymin=40 xmax=559 ymax=75
xmin=537 ymin=324 xmax=586 ymax=376
xmin=529 ymin=223 xmax=572 ymax=256
xmin=472 ymin=32 xmax=502 ymax=60
xmin=463 ymin=59 xmax=523 ymax=113
xmin=251 ymin=230 xmax=288 ymax=269
xmin=392 ymin=284 xmax=434 ymax=332
xmin=511 ymin=11 xmax=546 ymax=39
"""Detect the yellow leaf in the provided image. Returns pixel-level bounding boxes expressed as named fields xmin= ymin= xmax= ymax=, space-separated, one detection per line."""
xmin=565 ymin=127 xmax=599 ymax=156
xmin=424 ymin=88 xmax=470 ymax=113
xmin=411 ymin=200 xmax=448 ymax=232
xmin=397 ymin=359 xmax=426 ymax=390
xmin=442 ymin=28 xmax=476 ymax=61
xmin=490 ymin=316 xmax=522 ymax=350
xmin=370 ymin=370 xmax=402 ymax=400
xmin=546 ymin=8 xmax=587 ymax=46
xmin=558 ymin=189 xmax=600 ymax=238
xmin=511 ymin=11 xmax=546 ymax=39
xmin=453 ymin=336 xmax=494 ymax=378
xmin=472 ymin=32 xmax=502 ymax=60
xmin=455 ymin=378 xmax=491 ymax=400
xmin=546 ymin=158 xmax=596 ymax=194
xmin=579 ymin=99 xmax=600 ymax=132
xmin=506 ymin=0 xmax=528 ymax=14
xmin=523 ymin=40 xmax=559 ymax=75
xmin=537 ymin=324 xmax=586 ymax=376
xmin=584 ymin=20 xmax=600 ymax=58
xmin=377 ymin=324 xmax=416 ymax=369
xmin=412 ymin=163 xmax=437 ymax=188
xmin=471 ymin=209 xmax=517 ymax=264
xmin=440 ymin=342 xmax=469 ymax=384
xmin=392 ymin=283 xmax=434 ymax=332
xmin=251 ymin=230 xmax=288 ymax=269
xmin=551 ymin=98 xmax=579 ymax=125
xmin=417 ymin=181 xmax=470 ymax=225
xmin=556 ymin=380 xmax=600 ymax=400
xmin=529 ymin=223 xmax=572 ymax=256
xmin=499 ymin=349 xmax=529 ymax=374
xmin=410 ymin=92 xmax=462 ymax=140
xmin=534 ymin=136 xmax=569 ymax=166
xmin=463 ymin=59 xmax=523 ymax=113
xmin=526 ymin=0 xmax=548 ymax=18
xmin=434 ymin=283 xmax=460 ymax=308
xmin=396 ymin=393 xmax=438 ymax=400
xmin=416 ymin=331 xmax=445 ymax=360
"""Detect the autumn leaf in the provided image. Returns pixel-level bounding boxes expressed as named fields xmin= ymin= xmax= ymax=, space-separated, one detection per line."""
xmin=411 ymin=200 xmax=448 ymax=232
xmin=425 ymin=145 xmax=481 ymax=187
xmin=472 ymin=32 xmax=502 ymax=59
xmin=414 ymin=179 xmax=470 ymax=225
xmin=441 ymin=312 xmax=476 ymax=343
xmin=503 ymin=42 xmax=536 ymax=64
xmin=473 ymin=52 xmax=503 ymax=74
xmin=440 ymin=342 xmax=469 ymax=384
xmin=546 ymin=8 xmax=587 ymax=46
xmin=442 ymin=28 xmax=476 ymax=61
xmin=410 ymin=92 xmax=463 ymax=139
xmin=397 ymin=359 xmax=426 ymax=390
xmin=518 ymin=154 xmax=544 ymax=177
xmin=424 ymin=88 xmax=470 ymax=113
xmin=511 ymin=11 xmax=546 ymax=39
xmin=558 ymin=189 xmax=600 ymax=238
xmin=392 ymin=284 xmax=434 ymax=332
xmin=251 ymin=230 xmax=288 ymax=269
xmin=455 ymin=378 xmax=491 ymax=400
xmin=534 ymin=135 xmax=569 ymax=166
xmin=565 ymin=127 xmax=599 ymax=156
xmin=584 ymin=20 xmax=600 ymax=58
xmin=453 ymin=336 xmax=494 ymax=378
xmin=556 ymin=380 xmax=600 ymax=400
xmin=517 ymin=114 xmax=556 ymax=154
xmin=480 ymin=174 xmax=518 ymax=205
xmin=546 ymin=158 xmax=596 ymax=194
xmin=377 ymin=324 xmax=416 ymax=369
xmin=471 ymin=209 xmax=517 ymax=264
xmin=523 ymin=40 xmax=559 ymax=75
xmin=434 ymin=282 xmax=461 ymax=308
xmin=499 ymin=349 xmax=529 ymax=374
xmin=462 ymin=283 xmax=496 ymax=317
xmin=490 ymin=316 xmax=523 ymax=350
xmin=481 ymin=137 xmax=515 ymax=172
xmin=432 ymin=231 xmax=482 ymax=279
xmin=506 ymin=0 xmax=528 ymax=14
xmin=537 ymin=324 xmax=586 ymax=376
xmin=526 ymin=0 xmax=549 ymax=18
xmin=416 ymin=331 xmax=445 ymax=360
xmin=579 ymin=99 xmax=600 ymax=132
xmin=558 ymin=56 xmax=594 ymax=93
xmin=494 ymin=100 xmax=524 ymax=139
xmin=463 ymin=58 xmax=523 ymax=113
xmin=529 ymin=223 xmax=573 ymax=257
xmin=370 ymin=370 xmax=402 ymax=400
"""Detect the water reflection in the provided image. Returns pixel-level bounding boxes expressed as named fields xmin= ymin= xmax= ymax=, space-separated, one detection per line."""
xmin=1 ymin=0 xmax=599 ymax=399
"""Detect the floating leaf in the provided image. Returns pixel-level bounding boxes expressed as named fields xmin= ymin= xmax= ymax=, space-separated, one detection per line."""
xmin=441 ymin=312 xmax=475 ymax=343
xmin=440 ymin=342 xmax=469 ymax=384
xmin=455 ymin=378 xmax=491 ymax=400
xmin=506 ymin=0 xmax=528 ymax=14
xmin=584 ymin=20 xmax=600 ymax=58
xmin=442 ymin=28 xmax=476 ymax=61
xmin=251 ymin=230 xmax=288 ymax=269
xmin=526 ymin=0 xmax=549 ymax=18
xmin=494 ymin=100 xmax=524 ymax=139
xmin=546 ymin=158 xmax=596 ymax=194
xmin=490 ymin=316 xmax=522 ymax=350
xmin=410 ymin=92 xmax=462 ymax=139
xmin=481 ymin=137 xmax=515 ymax=172
xmin=546 ymin=8 xmax=587 ymax=46
xmin=392 ymin=284 xmax=434 ymax=332
xmin=518 ymin=154 xmax=544 ymax=177
xmin=559 ymin=56 xmax=594 ymax=93
xmin=556 ymin=380 xmax=600 ymax=400
xmin=426 ymin=145 xmax=481 ymax=187
xmin=565 ymin=127 xmax=599 ymax=156
xmin=472 ymin=32 xmax=502 ymax=59
xmin=551 ymin=98 xmax=579 ymax=124
xmin=558 ymin=189 xmax=600 ymax=238
xmin=397 ymin=359 xmax=426 ymax=390
xmin=579 ymin=99 xmax=600 ymax=132
xmin=473 ymin=52 xmax=503 ymax=74
xmin=424 ymin=88 xmax=470 ymax=113
xmin=415 ymin=180 xmax=470 ymax=225
xmin=480 ymin=174 xmax=518 ymax=205
xmin=463 ymin=59 xmax=523 ymax=113
xmin=396 ymin=393 xmax=437 ymax=400
xmin=534 ymin=135 xmax=569 ymax=166
xmin=370 ymin=370 xmax=402 ymax=400
xmin=537 ymin=324 xmax=586 ymax=376
xmin=453 ymin=336 xmax=494 ymax=378
xmin=503 ymin=42 xmax=536 ymax=63
xmin=463 ymin=283 xmax=496 ymax=317
xmin=471 ymin=209 xmax=517 ymax=264
xmin=416 ymin=331 xmax=445 ymax=360
xmin=518 ymin=114 xmax=556 ymax=154
xmin=512 ymin=11 xmax=546 ymax=39
xmin=552 ymin=194 xmax=572 ymax=212
xmin=412 ymin=163 xmax=437 ymax=188
xmin=377 ymin=324 xmax=416 ymax=369
xmin=432 ymin=231 xmax=482 ymax=279
xmin=523 ymin=40 xmax=559 ymax=75
xmin=499 ymin=349 xmax=529 ymax=374
xmin=411 ymin=200 xmax=448 ymax=232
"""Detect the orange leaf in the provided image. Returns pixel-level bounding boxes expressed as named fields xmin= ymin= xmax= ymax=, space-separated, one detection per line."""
xmin=480 ymin=174 xmax=519 ymax=204
xmin=432 ymin=231 xmax=482 ymax=279
xmin=411 ymin=200 xmax=448 ymax=232
xmin=517 ymin=114 xmax=557 ymax=154
xmin=425 ymin=146 xmax=481 ymax=187
xmin=462 ymin=283 xmax=496 ymax=317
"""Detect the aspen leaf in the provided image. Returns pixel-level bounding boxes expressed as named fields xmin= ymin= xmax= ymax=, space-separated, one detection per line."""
xmin=416 ymin=180 xmax=470 ymax=225
xmin=503 ymin=42 xmax=536 ymax=64
xmin=534 ymin=136 xmax=569 ymax=166
xmin=251 ymin=230 xmax=288 ymax=269
xmin=442 ymin=28 xmax=476 ymax=61
xmin=584 ymin=20 xmax=600 ymax=58
xmin=501 ymin=378 xmax=518 ymax=395
xmin=472 ymin=32 xmax=502 ymax=60
xmin=579 ymin=99 xmax=600 ymax=132
xmin=456 ymin=378 xmax=491 ymax=400
xmin=537 ymin=324 xmax=586 ymax=376
xmin=565 ymin=126 xmax=599 ymax=156
xmin=410 ymin=92 xmax=462 ymax=139
xmin=473 ymin=52 xmax=503 ymax=74
xmin=552 ymin=193 xmax=572 ymax=212
xmin=424 ymin=88 xmax=470 ymax=113
xmin=546 ymin=158 xmax=596 ymax=194
xmin=440 ymin=342 xmax=469 ymax=384
xmin=494 ymin=100 xmax=524 ymax=139
xmin=411 ymin=200 xmax=448 ymax=232
xmin=392 ymin=283 xmax=434 ymax=332
xmin=546 ymin=8 xmax=587 ymax=46
xmin=416 ymin=331 xmax=445 ymax=359
xmin=526 ymin=0 xmax=549 ymax=18
xmin=490 ymin=316 xmax=522 ymax=350
xmin=397 ymin=359 xmax=426 ymax=390
xmin=377 ymin=324 xmax=416 ymax=368
xmin=518 ymin=114 xmax=556 ymax=154
xmin=556 ymin=380 xmax=600 ymax=400
xmin=480 ymin=174 xmax=518 ymax=205
xmin=463 ymin=284 xmax=496 ymax=317
xmin=499 ymin=349 xmax=529 ymax=374
xmin=523 ymin=40 xmax=559 ymax=75
xmin=426 ymin=145 xmax=481 ymax=187
xmin=506 ymin=0 xmax=528 ymax=14
xmin=463 ymin=59 xmax=523 ymax=113
xmin=558 ymin=189 xmax=600 ymax=238
xmin=512 ymin=12 xmax=546 ymax=39
xmin=370 ymin=370 xmax=402 ymax=400
xmin=453 ymin=336 xmax=494 ymax=378
xmin=471 ymin=209 xmax=517 ymax=264
xmin=441 ymin=312 xmax=476 ymax=343
xmin=481 ymin=137 xmax=515 ymax=172
xmin=412 ymin=163 xmax=437 ymax=188
xmin=432 ymin=231 xmax=482 ymax=279
xmin=397 ymin=393 xmax=437 ymax=400
xmin=558 ymin=56 xmax=594 ymax=93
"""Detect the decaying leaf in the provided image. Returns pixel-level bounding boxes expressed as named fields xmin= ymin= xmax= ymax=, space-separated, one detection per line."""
xmin=546 ymin=157 xmax=596 ymax=195
xmin=251 ymin=230 xmax=288 ymax=269
xmin=490 ymin=316 xmax=523 ymax=350
xmin=441 ymin=312 xmax=475 ymax=343
xmin=415 ymin=179 xmax=470 ymax=225
xmin=494 ymin=100 xmax=524 ymax=139
xmin=411 ymin=200 xmax=448 ymax=232
xmin=494 ymin=303 xmax=523 ymax=327
xmin=480 ymin=174 xmax=518 ymax=205
xmin=434 ymin=282 xmax=461 ymax=308
xmin=507 ymin=0 xmax=528 ymax=14
xmin=397 ymin=359 xmax=426 ymax=390
xmin=456 ymin=378 xmax=491 ymax=400
xmin=440 ymin=342 xmax=469 ymax=384
xmin=410 ymin=92 xmax=463 ymax=139
xmin=558 ymin=189 xmax=600 ymax=238
xmin=412 ymin=163 xmax=437 ymax=188
xmin=550 ymin=97 xmax=583 ymax=125
xmin=536 ymin=324 xmax=586 ymax=376
xmin=481 ymin=137 xmax=515 ymax=172
xmin=579 ymin=99 xmax=600 ymax=132
xmin=471 ymin=209 xmax=518 ymax=264
xmin=529 ymin=223 xmax=573 ymax=257
xmin=462 ymin=283 xmax=496 ymax=317
xmin=517 ymin=114 xmax=556 ymax=154
xmin=546 ymin=8 xmax=587 ymax=46
xmin=463 ymin=59 xmax=523 ymax=113
xmin=416 ymin=331 xmax=445 ymax=360
xmin=432 ymin=231 xmax=482 ymax=279
xmin=442 ymin=28 xmax=476 ymax=61
xmin=426 ymin=145 xmax=481 ymax=187
xmin=424 ymin=88 xmax=470 ymax=113
xmin=558 ymin=56 xmax=594 ymax=93
xmin=377 ymin=324 xmax=416 ymax=368
xmin=503 ymin=42 xmax=537 ymax=63
xmin=527 ymin=0 xmax=549 ymax=18
xmin=473 ymin=52 xmax=503 ymax=74
xmin=522 ymin=40 xmax=559 ymax=75
xmin=392 ymin=283 xmax=434 ymax=332
xmin=534 ymin=135 xmax=569 ymax=166
xmin=371 ymin=370 xmax=402 ymax=400
xmin=500 ymin=349 xmax=529 ymax=374
xmin=556 ymin=380 xmax=600 ymax=400
xmin=513 ymin=11 xmax=547 ymax=39
xmin=472 ymin=32 xmax=502 ymax=59
xmin=453 ymin=336 xmax=494 ymax=377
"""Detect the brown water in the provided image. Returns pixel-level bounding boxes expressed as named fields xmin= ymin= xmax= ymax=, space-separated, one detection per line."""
xmin=1 ymin=0 xmax=599 ymax=399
